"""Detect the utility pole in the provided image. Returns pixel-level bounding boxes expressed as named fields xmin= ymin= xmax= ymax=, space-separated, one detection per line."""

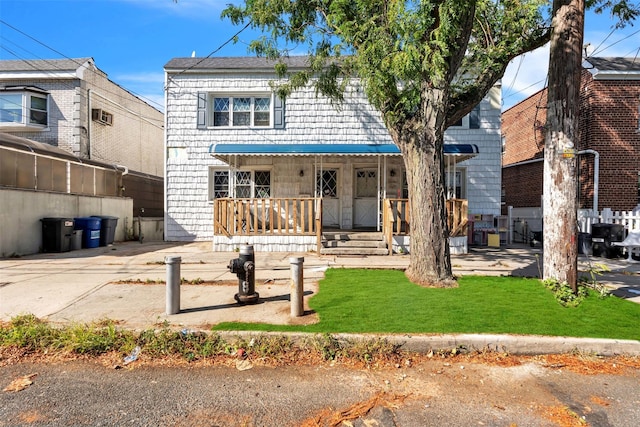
xmin=543 ymin=0 xmax=585 ymax=292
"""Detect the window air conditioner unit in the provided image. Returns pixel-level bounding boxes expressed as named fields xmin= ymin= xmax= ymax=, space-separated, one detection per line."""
xmin=91 ymin=108 xmax=113 ymax=125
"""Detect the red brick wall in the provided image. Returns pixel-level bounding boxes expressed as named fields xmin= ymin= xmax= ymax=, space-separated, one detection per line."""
xmin=502 ymin=91 xmax=547 ymax=166
xmin=501 ymin=71 xmax=640 ymax=211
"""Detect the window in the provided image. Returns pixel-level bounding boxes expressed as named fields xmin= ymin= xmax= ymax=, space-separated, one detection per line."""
xmin=212 ymin=96 xmax=271 ymax=127
xmin=0 ymin=86 xmax=49 ymax=130
xmin=450 ymin=105 xmax=480 ymax=129
xmin=316 ymin=170 xmax=338 ymax=197
xmin=208 ymin=168 xmax=271 ymax=200
xmin=198 ymin=93 xmax=284 ymax=129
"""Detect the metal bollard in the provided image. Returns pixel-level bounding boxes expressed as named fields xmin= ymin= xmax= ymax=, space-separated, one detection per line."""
xmin=290 ymin=256 xmax=304 ymax=317
xmin=165 ymin=256 xmax=181 ymax=315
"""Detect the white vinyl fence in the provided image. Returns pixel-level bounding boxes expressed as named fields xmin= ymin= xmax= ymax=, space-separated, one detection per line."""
xmin=507 ymin=206 xmax=640 ymax=258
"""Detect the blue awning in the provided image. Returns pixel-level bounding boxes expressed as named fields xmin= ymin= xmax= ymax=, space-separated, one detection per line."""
xmin=209 ymin=143 xmax=479 ymax=161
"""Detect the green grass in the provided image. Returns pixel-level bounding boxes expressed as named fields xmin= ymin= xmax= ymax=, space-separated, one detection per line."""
xmin=213 ymin=269 xmax=640 ymax=340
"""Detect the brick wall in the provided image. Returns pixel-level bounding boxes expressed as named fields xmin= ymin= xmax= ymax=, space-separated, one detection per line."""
xmin=502 ymin=71 xmax=640 ymax=211
xmin=3 ymin=63 xmax=164 ymax=177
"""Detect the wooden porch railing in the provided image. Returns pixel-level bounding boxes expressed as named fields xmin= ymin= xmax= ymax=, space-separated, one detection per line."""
xmin=213 ymin=197 xmax=323 ymax=252
xmin=382 ymin=198 xmax=469 ymax=254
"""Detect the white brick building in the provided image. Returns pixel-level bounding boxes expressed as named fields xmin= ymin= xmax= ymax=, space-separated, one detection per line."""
xmin=0 ymin=58 xmax=164 ymax=177
xmin=164 ymin=57 xmax=502 ymax=251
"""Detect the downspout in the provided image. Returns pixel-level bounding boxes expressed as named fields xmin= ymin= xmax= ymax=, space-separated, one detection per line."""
xmin=578 ymin=149 xmax=599 ymax=213
xmin=503 ymin=150 xmax=598 ymax=212
xmin=87 ymin=89 xmax=91 ymax=159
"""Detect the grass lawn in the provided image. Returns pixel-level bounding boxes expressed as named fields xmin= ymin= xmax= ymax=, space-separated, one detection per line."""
xmin=213 ymin=269 xmax=640 ymax=340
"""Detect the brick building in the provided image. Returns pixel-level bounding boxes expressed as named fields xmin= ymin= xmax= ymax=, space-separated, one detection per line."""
xmin=502 ymin=57 xmax=640 ymax=213
xmin=0 ymin=58 xmax=164 ymax=177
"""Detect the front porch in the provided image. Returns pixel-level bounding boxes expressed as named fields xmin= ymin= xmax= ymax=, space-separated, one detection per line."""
xmin=212 ymin=197 xmax=469 ymax=255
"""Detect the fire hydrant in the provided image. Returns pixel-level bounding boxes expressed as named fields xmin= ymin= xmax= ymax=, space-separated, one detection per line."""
xmin=228 ymin=245 xmax=259 ymax=304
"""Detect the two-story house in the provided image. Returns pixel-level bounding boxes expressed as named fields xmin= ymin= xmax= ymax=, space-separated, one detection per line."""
xmin=502 ymin=57 xmax=640 ymax=217
xmin=0 ymin=57 xmax=164 ymax=177
xmin=164 ymin=56 xmax=503 ymax=253
xmin=0 ymin=58 xmax=165 ymax=255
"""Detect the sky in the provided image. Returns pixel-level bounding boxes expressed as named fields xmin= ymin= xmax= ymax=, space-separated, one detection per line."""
xmin=2 ymin=0 xmax=640 ymax=113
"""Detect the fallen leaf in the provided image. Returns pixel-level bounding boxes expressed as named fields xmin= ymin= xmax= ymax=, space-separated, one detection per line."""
xmin=236 ymin=359 xmax=253 ymax=371
xmin=3 ymin=373 xmax=38 ymax=392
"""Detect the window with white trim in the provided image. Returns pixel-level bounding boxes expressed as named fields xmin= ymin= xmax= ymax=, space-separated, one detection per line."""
xmin=0 ymin=87 xmax=49 ymax=130
xmin=198 ymin=93 xmax=284 ymax=129
xmin=208 ymin=168 xmax=271 ymax=200
xmin=212 ymin=95 xmax=271 ymax=127
xmin=451 ymin=104 xmax=480 ymax=129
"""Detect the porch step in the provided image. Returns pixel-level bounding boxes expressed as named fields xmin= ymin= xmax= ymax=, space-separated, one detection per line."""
xmin=320 ymin=232 xmax=389 ymax=256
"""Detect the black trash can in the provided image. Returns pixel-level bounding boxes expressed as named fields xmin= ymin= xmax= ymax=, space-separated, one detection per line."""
xmin=591 ymin=223 xmax=625 ymax=258
xmin=91 ymin=215 xmax=119 ymax=246
xmin=578 ymin=232 xmax=592 ymax=255
xmin=41 ymin=217 xmax=74 ymax=253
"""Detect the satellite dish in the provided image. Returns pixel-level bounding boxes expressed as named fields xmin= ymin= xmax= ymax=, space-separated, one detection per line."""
xmin=191 ymin=51 xmax=196 ymax=57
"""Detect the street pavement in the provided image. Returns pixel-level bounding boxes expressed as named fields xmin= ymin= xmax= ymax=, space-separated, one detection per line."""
xmin=1 ymin=241 xmax=639 ymax=355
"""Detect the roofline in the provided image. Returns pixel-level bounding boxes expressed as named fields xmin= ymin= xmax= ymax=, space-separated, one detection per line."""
xmin=0 ymin=58 xmax=96 ymax=80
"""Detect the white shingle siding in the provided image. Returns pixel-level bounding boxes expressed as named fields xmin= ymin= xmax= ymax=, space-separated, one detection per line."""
xmin=165 ymin=69 xmax=502 ymax=241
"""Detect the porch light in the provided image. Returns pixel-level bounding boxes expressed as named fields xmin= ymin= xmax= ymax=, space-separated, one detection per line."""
xmin=390 ymin=169 xmax=396 ymax=177
xmin=299 ymin=169 xmax=304 ymax=177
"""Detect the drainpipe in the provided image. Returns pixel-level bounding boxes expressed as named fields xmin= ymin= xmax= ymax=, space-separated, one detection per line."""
xmin=578 ymin=149 xmax=599 ymax=213
xmin=87 ymin=89 xmax=91 ymax=159
xmin=503 ymin=151 xmax=599 ymax=212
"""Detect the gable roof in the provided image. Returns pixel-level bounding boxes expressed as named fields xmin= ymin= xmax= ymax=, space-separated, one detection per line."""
xmin=584 ymin=57 xmax=640 ymax=80
xmin=164 ymin=56 xmax=311 ymax=73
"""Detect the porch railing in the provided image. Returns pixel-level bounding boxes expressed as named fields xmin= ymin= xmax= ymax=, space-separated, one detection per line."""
xmin=382 ymin=198 xmax=469 ymax=254
xmin=213 ymin=197 xmax=323 ymax=252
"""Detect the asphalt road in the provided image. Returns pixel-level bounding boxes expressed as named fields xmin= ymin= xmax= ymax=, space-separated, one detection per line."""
xmin=1 ymin=357 xmax=639 ymax=426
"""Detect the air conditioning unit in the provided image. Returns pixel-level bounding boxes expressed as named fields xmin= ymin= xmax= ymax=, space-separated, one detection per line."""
xmin=91 ymin=108 xmax=113 ymax=126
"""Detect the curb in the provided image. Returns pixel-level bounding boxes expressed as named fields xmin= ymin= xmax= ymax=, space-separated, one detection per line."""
xmin=214 ymin=331 xmax=640 ymax=357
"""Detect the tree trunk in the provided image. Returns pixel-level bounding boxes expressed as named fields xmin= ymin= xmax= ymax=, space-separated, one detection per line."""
xmin=391 ymin=88 xmax=455 ymax=287
xmin=543 ymin=0 xmax=584 ymax=291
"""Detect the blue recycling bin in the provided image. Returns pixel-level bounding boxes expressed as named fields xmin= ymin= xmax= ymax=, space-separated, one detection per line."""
xmin=74 ymin=217 xmax=101 ymax=248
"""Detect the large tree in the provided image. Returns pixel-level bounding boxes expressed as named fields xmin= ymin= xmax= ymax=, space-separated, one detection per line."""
xmin=223 ymin=0 xmax=550 ymax=286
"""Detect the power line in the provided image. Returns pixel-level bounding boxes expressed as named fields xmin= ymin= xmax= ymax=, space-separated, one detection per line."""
xmin=0 ymin=19 xmax=165 ymax=112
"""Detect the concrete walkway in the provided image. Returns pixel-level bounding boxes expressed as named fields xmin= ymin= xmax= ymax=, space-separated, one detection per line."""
xmin=1 ymin=241 xmax=639 ymax=355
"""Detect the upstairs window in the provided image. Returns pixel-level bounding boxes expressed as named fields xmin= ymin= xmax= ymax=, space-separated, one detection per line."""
xmin=450 ymin=104 xmax=481 ymax=129
xmin=198 ymin=93 xmax=284 ymax=129
xmin=0 ymin=86 xmax=49 ymax=131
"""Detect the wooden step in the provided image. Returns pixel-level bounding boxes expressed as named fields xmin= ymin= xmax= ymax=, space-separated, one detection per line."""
xmin=320 ymin=247 xmax=390 ymax=256
xmin=321 ymin=231 xmax=388 ymax=256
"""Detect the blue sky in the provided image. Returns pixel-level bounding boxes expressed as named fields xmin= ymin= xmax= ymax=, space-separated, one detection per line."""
xmin=1 ymin=0 xmax=640 ymax=112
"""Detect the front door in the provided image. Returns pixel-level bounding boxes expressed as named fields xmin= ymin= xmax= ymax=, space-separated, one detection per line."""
xmin=317 ymin=169 xmax=340 ymax=228
xmin=353 ymin=168 xmax=378 ymax=228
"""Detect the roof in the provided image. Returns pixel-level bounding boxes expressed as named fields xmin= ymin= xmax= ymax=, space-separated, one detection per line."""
xmin=0 ymin=58 xmax=93 ymax=72
xmin=209 ymin=143 xmax=479 ymax=162
xmin=164 ymin=56 xmax=311 ymax=73
xmin=584 ymin=57 xmax=640 ymax=80
xmin=0 ymin=58 xmax=103 ymax=80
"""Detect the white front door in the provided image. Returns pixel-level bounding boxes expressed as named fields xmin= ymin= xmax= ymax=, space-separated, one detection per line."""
xmin=353 ymin=168 xmax=378 ymax=228
xmin=317 ymin=169 xmax=340 ymax=228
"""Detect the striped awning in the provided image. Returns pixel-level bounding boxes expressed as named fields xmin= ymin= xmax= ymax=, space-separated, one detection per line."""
xmin=209 ymin=143 xmax=479 ymax=161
